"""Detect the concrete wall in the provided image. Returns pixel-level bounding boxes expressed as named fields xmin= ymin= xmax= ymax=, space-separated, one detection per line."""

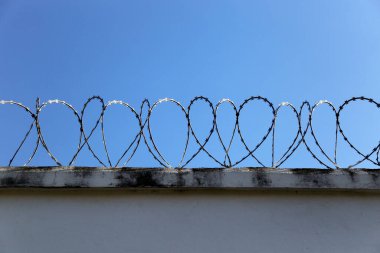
xmin=1 ymin=189 xmax=380 ymax=253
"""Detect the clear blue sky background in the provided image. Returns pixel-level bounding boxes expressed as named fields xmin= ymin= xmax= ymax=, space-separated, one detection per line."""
xmin=0 ymin=0 xmax=379 ymax=168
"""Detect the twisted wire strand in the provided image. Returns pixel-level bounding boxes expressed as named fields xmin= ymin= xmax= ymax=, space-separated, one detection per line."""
xmin=272 ymin=102 xmax=300 ymax=168
xmin=0 ymin=96 xmax=378 ymax=168
xmin=183 ymin=96 xmax=217 ymax=167
xmin=78 ymin=96 xmax=107 ymax=167
xmin=0 ymin=100 xmax=39 ymax=166
xmin=236 ymin=96 xmax=275 ymax=167
xmin=309 ymin=100 xmax=340 ymax=168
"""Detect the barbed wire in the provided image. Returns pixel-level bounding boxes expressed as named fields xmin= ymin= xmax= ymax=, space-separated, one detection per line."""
xmin=0 ymin=96 xmax=379 ymax=169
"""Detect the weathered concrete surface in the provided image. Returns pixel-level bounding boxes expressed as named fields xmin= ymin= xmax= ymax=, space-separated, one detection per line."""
xmin=0 ymin=167 xmax=380 ymax=190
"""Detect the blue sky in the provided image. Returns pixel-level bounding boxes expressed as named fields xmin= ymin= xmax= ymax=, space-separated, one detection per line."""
xmin=0 ymin=0 xmax=379 ymax=168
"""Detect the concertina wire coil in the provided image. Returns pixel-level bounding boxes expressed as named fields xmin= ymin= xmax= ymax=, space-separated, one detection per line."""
xmin=0 ymin=96 xmax=379 ymax=169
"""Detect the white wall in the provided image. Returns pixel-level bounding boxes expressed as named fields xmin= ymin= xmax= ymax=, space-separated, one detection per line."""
xmin=0 ymin=190 xmax=380 ymax=253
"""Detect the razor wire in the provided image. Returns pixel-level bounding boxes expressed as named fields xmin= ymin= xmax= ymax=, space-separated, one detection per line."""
xmin=0 ymin=96 xmax=379 ymax=169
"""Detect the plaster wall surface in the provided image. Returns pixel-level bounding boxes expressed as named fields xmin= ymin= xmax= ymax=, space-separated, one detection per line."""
xmin=0 ymin=189 xmax=379 ymax=253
